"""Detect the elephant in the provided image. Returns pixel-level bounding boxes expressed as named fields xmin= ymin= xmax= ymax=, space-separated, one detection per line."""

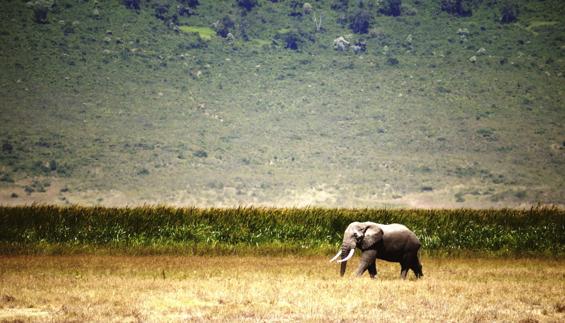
xmin=329 ymin=221 xmax=423 ymax=279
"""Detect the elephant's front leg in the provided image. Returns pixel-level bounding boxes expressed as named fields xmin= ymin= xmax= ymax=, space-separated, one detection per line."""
xmin=368 ymin=261 xmax=377 ymax=279
xmin=355 ymin=249 xmax=377 ymax=277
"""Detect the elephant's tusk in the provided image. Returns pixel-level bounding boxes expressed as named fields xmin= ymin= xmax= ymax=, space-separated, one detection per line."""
xmin=329 ymin=250 xmax=342 ymax=262
xmin=337 ymin=249 xmax=355 ymax=263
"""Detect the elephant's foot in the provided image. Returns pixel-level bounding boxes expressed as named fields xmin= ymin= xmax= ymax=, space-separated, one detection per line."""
xmin=400 ymin=269 xmax=408 ymax=280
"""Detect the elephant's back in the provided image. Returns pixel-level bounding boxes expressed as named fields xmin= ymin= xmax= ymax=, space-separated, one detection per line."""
xmin=380 ymin=223 xmax=411 ymax=236
xmin=380 ymin=223 xmax=421 ymax=249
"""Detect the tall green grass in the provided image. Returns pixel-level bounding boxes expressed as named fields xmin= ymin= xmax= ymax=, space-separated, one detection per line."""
xmin=1 ymin=206 xmax=563 ymax=256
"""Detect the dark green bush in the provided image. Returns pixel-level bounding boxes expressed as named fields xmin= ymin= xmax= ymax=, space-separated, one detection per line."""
xmin=440 ymin=0 xmax=473 ymax=17
xmin=33 ymin=4 xmax=49 ymax=24
xmin=500 ymin=0 xmax=518 ymax=24
xmin=350 ymin=10 xmax=372 ymax=34
xmin=123 ymin=0 xmax=140 ymax=10
xmin=215 ymin=16 xmax=235 ymax=37
xmin=331 ymin=0 xmax=349 ymax=11
xmin=181 ymin=0 xmax=199 ymax=8
xmin=387 ymin=57 xmax=400 ymax=65
xmin=282 ymin=31 xmax=302 ymax=50
xmin=237 ymin=0 xmax=258 ymax=11
xmin=380 ymin=0 xmax=402 ymax=17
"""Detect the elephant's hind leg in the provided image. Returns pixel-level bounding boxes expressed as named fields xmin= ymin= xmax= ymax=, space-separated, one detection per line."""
xmin=400 ymin=253 xmax=415 ymax=279
xmin=411 ymin=255 xmax=423 ymax=278
xmin=400 ymin=263 xmax=409 ymax=279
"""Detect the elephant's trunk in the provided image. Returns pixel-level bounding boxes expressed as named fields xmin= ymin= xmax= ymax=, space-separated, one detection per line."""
xmin=339 ymin=244 xmax=350 ymax=277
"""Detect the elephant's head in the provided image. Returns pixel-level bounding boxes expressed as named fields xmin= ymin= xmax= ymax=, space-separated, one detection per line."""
xmin=329 ymin=221 xmax=383 ymax=277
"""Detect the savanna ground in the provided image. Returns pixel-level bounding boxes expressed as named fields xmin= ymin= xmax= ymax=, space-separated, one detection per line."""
xmin=1 ymin=255 xmax=564 ymax=322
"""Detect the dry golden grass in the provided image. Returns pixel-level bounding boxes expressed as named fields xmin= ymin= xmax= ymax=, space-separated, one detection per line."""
xmin=0 ymin=255 xmax=564 ymax=322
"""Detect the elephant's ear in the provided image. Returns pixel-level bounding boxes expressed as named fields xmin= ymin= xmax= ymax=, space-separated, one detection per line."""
xmin=361 ymin=223 xmax=383 ymax=250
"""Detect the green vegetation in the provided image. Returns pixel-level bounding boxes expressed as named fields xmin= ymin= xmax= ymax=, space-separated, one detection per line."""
xmin=527 ymin=21 xmax=558 ymax=30
xmin=525 ymin=21 xmax=559 ymax=35
xmin=178 ymin=26 xmax=216 ymax=40
xmin=1 ymin=206 xmax=563 ymax=256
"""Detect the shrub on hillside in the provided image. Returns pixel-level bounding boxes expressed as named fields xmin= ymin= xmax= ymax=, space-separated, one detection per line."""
xmin=237 ymin=0 xmax=258 ymax=11
xmin=278 ymin=31 xmax=302 ymax=50
xmin=349 ymin=10 xmax=372 ymax=34
xmin=123 ymin=0 xmax=140 ymax=10
xmin=289 ymin=0 xmax=303 ymax=17
xmin=154 ymin=3 xmax=170 ymax=21
xmin=2 ymin=143 xmax=13 ymax=153
xmin=29 ymin=0 xmax=56 ymax=24
xmin=331 ymin=0 xmax=349 ymax=11
xmin=215 ymin=16 xmax=236 ymax=37
xmin=380 ymin=0 xmax=402 ymax=17
xmin=180 ymin=0 xmax=199 ymax=8
xmin=500 ymin=0 xmax=518 ymax=24
xmin=33 ymin=3 xmax=49 ymax=23
xmin=440 ymin=0 xmax=473 ymax=17
xmin=178 ymin=6 xmax=195 ymax=17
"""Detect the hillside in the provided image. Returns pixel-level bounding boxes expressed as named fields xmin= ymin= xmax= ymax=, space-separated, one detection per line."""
xmin=0 ymin=0 xmax=564 ymax=208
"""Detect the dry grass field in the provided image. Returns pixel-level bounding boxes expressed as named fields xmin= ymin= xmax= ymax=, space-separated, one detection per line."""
xmin=0 ymin=256 xmax=564 ymax=322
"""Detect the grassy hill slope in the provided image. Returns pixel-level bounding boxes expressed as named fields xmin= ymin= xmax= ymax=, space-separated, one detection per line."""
xmin=0 ymin=0 xmax=564 ymax=207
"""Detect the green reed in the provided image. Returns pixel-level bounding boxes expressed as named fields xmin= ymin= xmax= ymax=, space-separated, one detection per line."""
xmin=0 ymin=205 xmax=563 ymax=256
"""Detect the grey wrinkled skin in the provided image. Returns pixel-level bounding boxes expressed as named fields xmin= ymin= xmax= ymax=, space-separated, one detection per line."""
xmin=338 ymin=222 xmax=423 ymax=279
